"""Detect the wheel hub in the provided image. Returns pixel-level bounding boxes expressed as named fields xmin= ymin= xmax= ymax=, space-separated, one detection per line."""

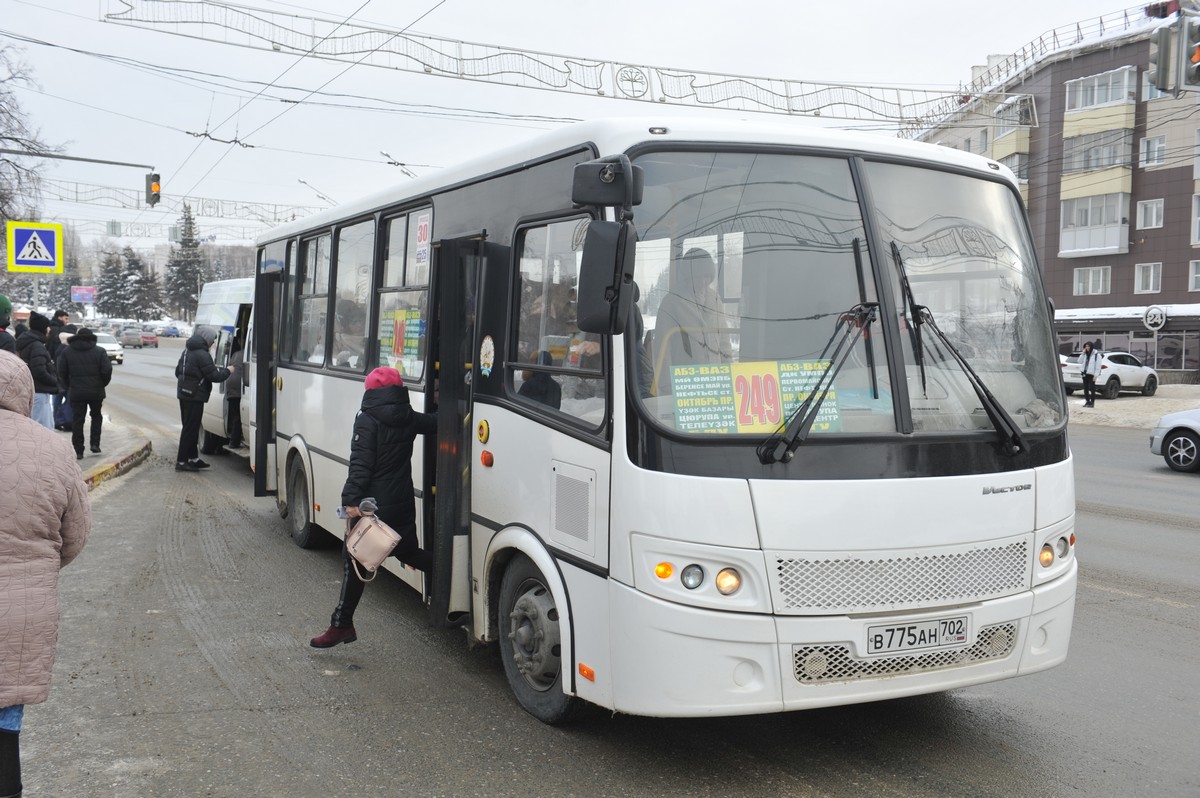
xmin=507 ymin=582 xmax=561 ymax=692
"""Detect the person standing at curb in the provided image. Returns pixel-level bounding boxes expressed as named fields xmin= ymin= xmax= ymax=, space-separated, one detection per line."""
xmin=15 ymin=312 xmax=58 ymax=429
xmin=0 ymin=350 xmax=92 ymax=798
xmin=56 ymin=327 xmax=113 ymax=460
xmin=1079 ymin=341 xmax=1102 ymax=408
xmin=175 ymin=326 xmax=234 ymax=472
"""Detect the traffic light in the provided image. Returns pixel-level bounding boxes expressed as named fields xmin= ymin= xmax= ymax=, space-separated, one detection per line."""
xmin=1181 ymin=16 xmax=1200 ymax=87
xmin=1149 ymin=25 xmax=1175 ymax=93
xmin=145 ymin=172 xmax=161 ymax=206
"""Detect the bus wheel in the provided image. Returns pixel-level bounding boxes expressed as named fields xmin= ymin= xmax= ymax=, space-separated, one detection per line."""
xmin=498 ymin=555 xmax=579 ymax=725
xmin=200 ymin=429 xmax=225 ymax=454
xmin=286 ymin=458 xmax=318 ymax=548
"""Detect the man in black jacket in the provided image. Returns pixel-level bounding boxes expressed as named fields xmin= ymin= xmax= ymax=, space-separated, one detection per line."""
xmin=56 ymin=327 xmax=113 ymax=459
xmin=175 ymin=326 xmax=234 ymax=472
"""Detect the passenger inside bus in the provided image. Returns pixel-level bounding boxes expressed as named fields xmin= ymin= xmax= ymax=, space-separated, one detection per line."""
xmin=332 ymin=298 xmax=366 ymax=368
xmin=651 ymin=248 xmax=732 ymax=395
xmin=517 ymin=350 xmax=561 ymax=409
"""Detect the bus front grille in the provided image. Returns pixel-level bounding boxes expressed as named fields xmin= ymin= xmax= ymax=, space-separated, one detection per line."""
xmin=771 ymin=539 xmax=1030 ymax=614
xmin=792 ymin=623 xmax=1018 ymax=684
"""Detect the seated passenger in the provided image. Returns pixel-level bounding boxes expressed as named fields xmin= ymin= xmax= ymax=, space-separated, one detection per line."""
xmin=518 ymin=350 xmax=562 ymax=410
xmin=653 ymin=248 xmax=731 ymax=395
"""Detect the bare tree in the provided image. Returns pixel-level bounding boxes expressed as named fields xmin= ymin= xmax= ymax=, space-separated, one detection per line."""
xmin=0 ymin=44 xmax=54 ymax=227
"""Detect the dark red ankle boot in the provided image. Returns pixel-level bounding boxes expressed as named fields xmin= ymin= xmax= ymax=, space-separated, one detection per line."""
xmin=310 ymin=625 xmax=357 ymax=648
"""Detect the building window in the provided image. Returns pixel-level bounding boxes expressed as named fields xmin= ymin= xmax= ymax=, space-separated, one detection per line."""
xmin=1137 ymin=199 xmax=1165 ymax=229
xmin=1000 ymin=152 xmax=1029 ymax=181
xmin=1062 ymin=130 xmax=1131 ymax=172
xmin=1134 ymin=262 xmax=1162 ymax=294
xmin=1192 ymin=195 xmax=1200 ymax=244
xmin=1065 ymin=67 xmax=1136 ymax=111
xmin=1140 ymin=135 xmax=1167 ymax=167
xmin=1189 ymin=260 xmax=1200 ymax=291
xmin=994 ymin=95 xmax=1034 ymax=138
xmin=979 ymin=130 xmax=988 ymax=153
xmin=1073 ymin=266 xmax=1111 ymax=295
xmin=1060 ymin=193 xmax=1130 ymax=256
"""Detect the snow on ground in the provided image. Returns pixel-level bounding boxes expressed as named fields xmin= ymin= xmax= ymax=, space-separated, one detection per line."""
xmin=1066 ymin=384 xmax=1200 ymax=430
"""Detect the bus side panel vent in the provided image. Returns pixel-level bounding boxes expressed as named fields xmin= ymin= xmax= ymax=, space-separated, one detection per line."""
xmin=550 ymin=460 xmax=595 ymax=558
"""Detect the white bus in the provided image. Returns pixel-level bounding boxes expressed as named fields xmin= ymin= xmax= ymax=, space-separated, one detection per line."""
xmin=194 ymin=277 xmax=254 ymax=454
xmin=249 ymin=118 xmax=1076 ymax=723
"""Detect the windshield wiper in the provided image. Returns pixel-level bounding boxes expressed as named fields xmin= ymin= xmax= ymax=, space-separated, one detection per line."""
xmin=890 ymin=242 xmax=1026 ymax=456
xmin=891 ymin=241 xmax=927 ymax=394
xmin=757 ymin=303 xmax=878 ymax=464
xmin=914 ymin=306 xmax=1027 ymax=456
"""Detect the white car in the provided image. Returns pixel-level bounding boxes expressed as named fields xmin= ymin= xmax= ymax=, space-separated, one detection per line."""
xmin=1150 ymin=408 xmax=1200 ymax=472
xmin=1061 ymin=350 xmax=1157 ymax=399
xmin=94 ymin=331 xmax=124 ymax=365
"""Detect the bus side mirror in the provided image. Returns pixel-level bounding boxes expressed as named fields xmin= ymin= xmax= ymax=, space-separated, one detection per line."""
xmin=571 ymin=158 xmax=644 ymax=208
xmin=576 ymin=219 xmax=636 ymax=335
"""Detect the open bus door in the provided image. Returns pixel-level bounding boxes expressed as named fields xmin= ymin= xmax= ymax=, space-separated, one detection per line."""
xmin=427 ymin=235 xmax=488 ymax=627
xmin=253 ymin=267 xmax=283 ymax=497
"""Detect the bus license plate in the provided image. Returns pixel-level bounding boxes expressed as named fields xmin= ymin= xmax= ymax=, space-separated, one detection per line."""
xmin=867 ymin=615 xmax=969 ymax=655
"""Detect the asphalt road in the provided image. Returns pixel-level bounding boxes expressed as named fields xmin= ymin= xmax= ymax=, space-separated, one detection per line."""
xmin=19 ymin=344 xmax=1200 ymax=797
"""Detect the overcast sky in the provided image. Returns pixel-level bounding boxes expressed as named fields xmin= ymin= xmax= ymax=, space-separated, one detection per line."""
xmin=5 ymin=0 xmax=1137 ymax=245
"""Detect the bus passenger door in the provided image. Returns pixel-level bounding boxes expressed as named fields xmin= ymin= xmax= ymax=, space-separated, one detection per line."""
xmin=428 ymin=235 xmax=485 ymax=626
xmin=253 ymin=270 xmax=283 ymax=497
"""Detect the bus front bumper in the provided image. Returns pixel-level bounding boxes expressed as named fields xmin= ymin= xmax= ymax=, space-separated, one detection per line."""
xmin=607 ymin=560 xmax=1076 ymax=718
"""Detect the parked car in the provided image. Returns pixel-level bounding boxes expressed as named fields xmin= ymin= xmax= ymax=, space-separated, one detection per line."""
xmin=140 ymin=329 xmax=159 ymax=348
xmin=95 ymin=332 xmax=124 ymax=364
xmin=158 ymin=324 xmax=181 ymax=338
xmin=1150 ymin=408 xmax=1200 ymax=472
xmin=120 ymin=327 xmax=145 ymax=348
xmin=1061 ymin=350 xmax=1158 ymax=399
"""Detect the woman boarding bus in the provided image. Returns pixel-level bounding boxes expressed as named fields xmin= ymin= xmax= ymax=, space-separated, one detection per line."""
xmin=250 ymin=119 xmax=1075 ymax=723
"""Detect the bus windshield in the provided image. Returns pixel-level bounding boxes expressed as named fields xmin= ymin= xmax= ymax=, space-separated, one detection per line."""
xmin=628 ymin=149 xmax=1064 ymax=439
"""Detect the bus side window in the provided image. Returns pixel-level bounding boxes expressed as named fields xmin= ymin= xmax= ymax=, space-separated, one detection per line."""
xmin=512 ymin=218 xmax=606 ymax=430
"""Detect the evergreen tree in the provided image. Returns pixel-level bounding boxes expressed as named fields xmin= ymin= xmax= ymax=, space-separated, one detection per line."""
xmin=43 ymin=224 xmax=83 ymax=315
xmin=95 ymin=251 xmax=127 ymax=318
xmin=121 ymin=246 xmax=148 ymax=320
xmin=164 ymin=204 xmax=206 ymax=320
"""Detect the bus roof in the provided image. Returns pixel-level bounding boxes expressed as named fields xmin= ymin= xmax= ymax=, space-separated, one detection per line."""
xmin=256 ymin=117 xmax=1014 ymax=245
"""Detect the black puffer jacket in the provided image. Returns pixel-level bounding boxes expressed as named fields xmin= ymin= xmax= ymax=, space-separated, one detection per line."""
xmin=15 ymin=329 xmax=57 ymax=394
xmin=176 ymin=332 xmax=231 ymax=402
xmin=341 ymin=383 xmax=436 ymax=530
xmin=56 ymin=330 xmax=112 ymax=401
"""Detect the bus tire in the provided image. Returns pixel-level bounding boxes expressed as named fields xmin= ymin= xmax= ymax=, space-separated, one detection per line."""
xmin=286 ymin=458 xmax=319 ymax=548
xmin=498 ymin=554 xmax=579 ymax=725
xmin=200 ymin=428 xmax=225 ymax=454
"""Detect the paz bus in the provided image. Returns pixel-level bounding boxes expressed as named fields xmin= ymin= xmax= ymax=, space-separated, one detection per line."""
xmin=247 ymin=118 xmax=1076 ymax=723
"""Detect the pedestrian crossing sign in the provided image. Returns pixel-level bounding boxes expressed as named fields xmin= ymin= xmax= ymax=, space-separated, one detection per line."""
xmin=6 ymin=221 xmax=63 ymax=274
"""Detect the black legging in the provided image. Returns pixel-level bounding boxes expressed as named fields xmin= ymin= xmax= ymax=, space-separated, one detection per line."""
xmin=1082 ymin=374 xmax=1097 ymax=404
xmin=330 ymin=524 xmax=431 ymax=628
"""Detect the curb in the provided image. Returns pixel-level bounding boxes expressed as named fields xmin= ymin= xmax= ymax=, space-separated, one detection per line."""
xmin=83 ymin=439 xmax=154 ymax=491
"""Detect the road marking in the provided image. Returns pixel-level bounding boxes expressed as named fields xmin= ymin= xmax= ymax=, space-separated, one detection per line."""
xmin=1080 ymin=578 xmax=1192 ymax=608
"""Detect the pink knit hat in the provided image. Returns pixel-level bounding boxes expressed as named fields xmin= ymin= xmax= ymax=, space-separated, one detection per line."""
xmin=364 ymin=366 xmax=403 ymax=390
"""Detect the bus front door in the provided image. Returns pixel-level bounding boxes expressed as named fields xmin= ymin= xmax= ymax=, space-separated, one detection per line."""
xmin=428 ymin=235 xmax=486 ymax=627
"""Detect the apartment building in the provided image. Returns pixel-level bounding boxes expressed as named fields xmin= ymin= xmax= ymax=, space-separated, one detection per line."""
xmin=916 ymin=4 xmax=1200 ymax=379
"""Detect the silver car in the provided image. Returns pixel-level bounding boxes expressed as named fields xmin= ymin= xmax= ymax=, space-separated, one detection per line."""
xmin=1150 ymin=409 xmax=1200 ymax=472
xmin=1061 ymin=350 xmax=1158 ymax=399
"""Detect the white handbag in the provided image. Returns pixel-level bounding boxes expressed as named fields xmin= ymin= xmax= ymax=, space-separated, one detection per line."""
xmin=345 ymin=513 xmax=401 ymax=581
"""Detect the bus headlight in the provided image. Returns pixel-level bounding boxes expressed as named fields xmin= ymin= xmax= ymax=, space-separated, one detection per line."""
xmin=1039 ymin=544 xmax=1055 ymax=568
xmin=680 ymin=564 xmax=704 ymax=590
xmin=715 ymin=567 xmax=741 ymax=595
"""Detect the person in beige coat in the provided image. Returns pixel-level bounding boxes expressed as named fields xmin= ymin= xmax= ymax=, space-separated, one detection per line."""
xmin=0 ymin=350 xmax=91 ymax=798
